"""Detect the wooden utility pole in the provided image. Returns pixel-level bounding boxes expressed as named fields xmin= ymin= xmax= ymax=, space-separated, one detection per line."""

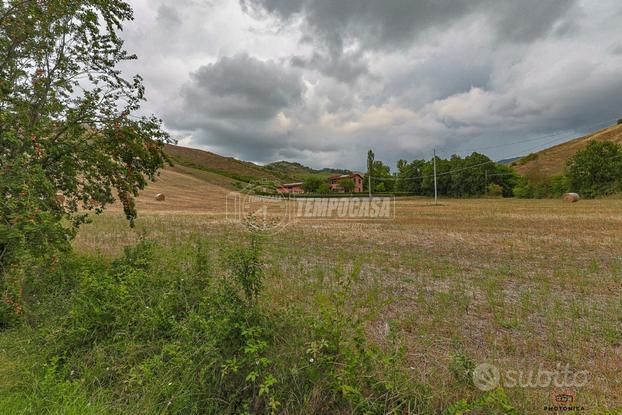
xmin=433 ymin=148 xmax=438 ymax=205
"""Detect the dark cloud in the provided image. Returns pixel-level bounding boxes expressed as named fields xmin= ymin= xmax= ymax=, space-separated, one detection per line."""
xmin=241 ymin=0 xmax=578 ymax=48
xmin=239 ymin=0 xmax=578 ymax=84
xmin=177 ymin=53 xmax=304 ymax=123
xmin=156 ymin=4 xmax=181 ymax=27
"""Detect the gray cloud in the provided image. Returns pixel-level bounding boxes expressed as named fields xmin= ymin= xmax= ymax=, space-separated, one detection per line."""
xmin=121 ymin=0 xmax=622 ymax=170
xmin=175 ymin=53 xmax=304 ymax=123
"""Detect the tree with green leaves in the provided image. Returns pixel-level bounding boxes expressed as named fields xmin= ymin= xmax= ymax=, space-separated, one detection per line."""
xmin=339 ymin=178 xmax=355 ymax=193
xmin=301 ymin=176 xmax=324 ymax=193
xmin=317 ymin=183 xmax=331 ymax=194
xmin=1 ymin=1 xmax=170 ymax=273
xmin=565 ymin=141 xmax=622 ymax=198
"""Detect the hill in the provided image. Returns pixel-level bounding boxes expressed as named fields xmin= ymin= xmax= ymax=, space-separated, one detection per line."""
xmin=164 ymin=144 xmax=282 ymax=183
xmin=510 ymin=123 xmax=622 ymax=177
xmin=164 ymin=144 xmax=350 ymax=184
xmin=264 ymin=160 xmax=351 ymax=181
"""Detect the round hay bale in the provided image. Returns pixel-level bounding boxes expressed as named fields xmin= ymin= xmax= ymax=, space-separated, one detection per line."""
xmin=562 ymin=192 xmax=580 ymax=203
xmin=155 ymin=193 xmax=165 ymax=201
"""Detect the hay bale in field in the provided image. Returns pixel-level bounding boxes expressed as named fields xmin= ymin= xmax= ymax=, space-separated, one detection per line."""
xmin=155 ymin=193 xmax=165 ymax=201
xmin=562 ymin=192 xmax=580 ymax=203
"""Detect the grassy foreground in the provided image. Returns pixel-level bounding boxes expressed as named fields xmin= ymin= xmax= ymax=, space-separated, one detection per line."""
xmin=1 ymin=198 xmax=621 ymax=414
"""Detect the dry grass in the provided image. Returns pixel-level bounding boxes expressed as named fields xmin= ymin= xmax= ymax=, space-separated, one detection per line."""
xmin=512 ymin=123 xmax=622 ymax=177
xmin=164 ymin=143 xmax=280 ymax=181
xmin=76 ymin=188 xmax=622 ymax=412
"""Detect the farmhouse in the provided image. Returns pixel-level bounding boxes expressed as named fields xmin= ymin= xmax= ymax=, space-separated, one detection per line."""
xmin=276 ymin=182 xmax=304 ymax=194
xmin=276 ymin=173 xmax=364 ymax=194
xmin=328 ymin=173 xmax=364 ymax=193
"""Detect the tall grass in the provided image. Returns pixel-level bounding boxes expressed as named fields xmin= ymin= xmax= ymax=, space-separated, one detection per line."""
xmin=1 ymin=229 xmax=519 ymax=414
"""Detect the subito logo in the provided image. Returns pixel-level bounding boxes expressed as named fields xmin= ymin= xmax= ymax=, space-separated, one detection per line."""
xmin=472 ymin=363 xmax=500 ymax=391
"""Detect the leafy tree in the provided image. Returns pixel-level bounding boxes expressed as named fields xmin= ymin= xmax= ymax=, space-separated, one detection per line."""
xmin=339 ymin=178 xmax=355 ymax=193
xmin=396 ymin=159 xmax=426 ymax=194
xmin=367 ymin=150 xmax=375 ymax=176
xmin=368 ymin=160 xmax=393 ymax=192
xmin=1 ymin=1 xmax=170 ymax=273
xmin=618 ymin=118 xmax=622 ymax=125
xmin=301 ymin=176 xmax=324 ymax=193
xmin=565 ymin=141 xmax=622 ymax=198
xmin=317 ymin=183 xmax=331 ymax=194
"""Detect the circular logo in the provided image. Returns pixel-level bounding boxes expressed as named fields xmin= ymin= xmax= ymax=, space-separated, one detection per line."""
xmin=226 ymin=182 xmax=290 ymax=233
xmin=473 ymin=363 xmax=500 ymax=391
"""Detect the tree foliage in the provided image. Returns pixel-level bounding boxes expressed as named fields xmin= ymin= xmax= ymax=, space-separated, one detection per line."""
xmin=1 ymin=1 xmax=170 ymax=272
xmin=301 ymin=176 xmax=324 ymax=193
xmin=565 ymin=141 xmax=622 ymax=198
xmin=338 ymin=178 xmax=355 ymax=193
xmin=395 ymin=152 xmax=516 ymax=197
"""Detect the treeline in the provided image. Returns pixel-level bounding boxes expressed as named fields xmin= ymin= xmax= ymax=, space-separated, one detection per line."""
xmin=364 ymin=151 xmax=517 ymax=197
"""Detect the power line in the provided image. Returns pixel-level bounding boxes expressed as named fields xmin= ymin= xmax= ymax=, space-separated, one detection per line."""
xmin=369 ymin=118 xmax=620 ymax=182
xmin=434 ymin=117 xmax=619 ymax=159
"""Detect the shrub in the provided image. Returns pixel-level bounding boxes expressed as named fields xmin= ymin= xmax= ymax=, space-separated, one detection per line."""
xmin=30 ymin=233 xmax=431 ymax=414
xmin=338 ymin=178 xmax=355 ymax=193
xmin=617 ymin=118 xmax=622 ymax=125
xmin=317 ymin=183 xmax=331 ymax=194
xmin=487 ymin=183 xmax=503 ymax=197
xmin=518 ymin=153 xmax=538 ymax=165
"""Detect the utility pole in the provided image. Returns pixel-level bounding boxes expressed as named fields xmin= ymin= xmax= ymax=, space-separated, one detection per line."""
xmin=433 ymin=148 xmax=438 ymax=205
xmin=485 ymin=170 xmax=488 ymax=197
xmin=368 ymin=174 xmax=371 ymax=198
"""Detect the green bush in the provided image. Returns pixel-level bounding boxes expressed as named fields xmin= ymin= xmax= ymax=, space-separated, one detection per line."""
xmin=487 ymin=183 xmax=503 ymax=197
xmin=5 ymin=233 xmax=433 ymax=414
xmin=617 ymin=118 xmax=622 ymax=125
xmin=317 ymin=183 xmax=331 ymax=194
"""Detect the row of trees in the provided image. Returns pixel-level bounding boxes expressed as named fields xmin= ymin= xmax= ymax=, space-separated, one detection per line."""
xmin=363 ymin=150 xmax=517 ymax=197
xmin=363 ymin=140 xmax=622 ymax=199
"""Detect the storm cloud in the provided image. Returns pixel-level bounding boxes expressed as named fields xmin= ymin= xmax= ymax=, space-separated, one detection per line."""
xmin=123 ymin=0 xmax=622 ymax=169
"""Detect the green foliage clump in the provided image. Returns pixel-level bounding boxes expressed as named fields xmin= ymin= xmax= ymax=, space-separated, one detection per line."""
xmin=513 ymin=174 xmax=569 ymax=199
xmin=338 ymin=178 xmax=355 ymax=193
xmin=302 ymin=176 xmax=325 ymax=193
xmin=4 ymin=233 xmax=436 ymax=414
xmin=0 ymin=0 xmax=170 ymax=278
xmin=565 ymin=141 xmax=622 ymax=198
xmin=317 ymin=183 xmax=332 ymax=194
xmin=394 ymin=152 xmax=517 ymax=197
xmin=487 ymin=183 xmax=503 ymax=197
xmin=617 ymin=118 xmax=622 ymax=125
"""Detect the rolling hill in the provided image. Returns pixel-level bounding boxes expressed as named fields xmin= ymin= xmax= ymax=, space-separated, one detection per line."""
xmin=164 ymin=144 xmax=282 ymax=183
xmin=510 ymin=123 xmax=622 ymax=178
xmin=264 ymin=160 xmax=351 ymax=180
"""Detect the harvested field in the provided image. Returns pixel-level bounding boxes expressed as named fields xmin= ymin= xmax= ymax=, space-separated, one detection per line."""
xmin=75 ymin=193 xmax=622 ymax=412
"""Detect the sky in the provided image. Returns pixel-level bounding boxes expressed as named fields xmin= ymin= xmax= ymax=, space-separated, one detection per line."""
xmin=121 ymin=0 xmax=622 ymax=171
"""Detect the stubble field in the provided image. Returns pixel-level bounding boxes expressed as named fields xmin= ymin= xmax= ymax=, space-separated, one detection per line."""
xmin=74 ymin=193 xmax=622 ymax=413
